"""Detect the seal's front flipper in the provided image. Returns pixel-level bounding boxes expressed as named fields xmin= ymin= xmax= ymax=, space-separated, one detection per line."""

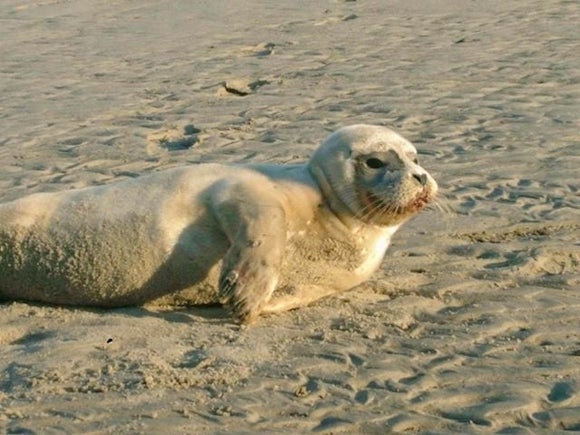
xmin=218 ymin=243 xmax=280 ymax=323
xmin=212 ymin=182 xmax=286 ymax=324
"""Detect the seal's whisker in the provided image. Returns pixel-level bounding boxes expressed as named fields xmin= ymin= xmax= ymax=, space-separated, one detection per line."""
xmin=358 ymin=204 xmax=378 ymax=222
xmin=357 ymin=193 xmax=386 ymax=221
xmin=435 ymin=196 xmax=454 ymax=214
xmin=424 ymin=193 xmax=452 ymax=214
xmin=362 ymin=198 xmax=395 ymax=222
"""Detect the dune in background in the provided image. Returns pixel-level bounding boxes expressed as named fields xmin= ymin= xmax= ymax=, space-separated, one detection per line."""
xmin=0 ymin=0 xmax=578 ymax=432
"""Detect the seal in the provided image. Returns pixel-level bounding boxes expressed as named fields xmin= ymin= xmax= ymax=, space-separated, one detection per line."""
xmin=0 ymin=125 xmax=437 ymax=323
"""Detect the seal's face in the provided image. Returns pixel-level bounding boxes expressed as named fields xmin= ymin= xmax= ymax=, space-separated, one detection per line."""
xmin=309 ymin=125 xmax=438 ymax=227
xmin=353 ymin=146 xmax=436 ymax=225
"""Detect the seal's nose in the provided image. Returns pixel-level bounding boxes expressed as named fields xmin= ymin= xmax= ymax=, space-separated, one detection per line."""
xmin=412 ymin=173 xmax=427 ymax=186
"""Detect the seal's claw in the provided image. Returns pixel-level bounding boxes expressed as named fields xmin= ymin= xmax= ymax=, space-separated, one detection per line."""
xmin=218 ymin=260 xmax=278 ymax=324
xmin=218 ymin=271 xmax=238 ymax=304
xmin=223 ymin=289 xmax=261 ymax=325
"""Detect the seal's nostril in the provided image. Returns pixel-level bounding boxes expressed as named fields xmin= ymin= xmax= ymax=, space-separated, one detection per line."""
xmin=413 ymin=173 xmax=427 ymax=186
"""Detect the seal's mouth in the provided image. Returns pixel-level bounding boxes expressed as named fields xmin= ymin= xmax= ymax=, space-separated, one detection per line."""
xmin=409 ymin=191 xmax=431 ymax=212
xmin=363 ymin=189 xmax=432 ymax=215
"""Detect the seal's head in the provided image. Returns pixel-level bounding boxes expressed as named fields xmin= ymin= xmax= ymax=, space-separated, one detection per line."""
xmin=309 ymin=124 xmax=438 ymax=227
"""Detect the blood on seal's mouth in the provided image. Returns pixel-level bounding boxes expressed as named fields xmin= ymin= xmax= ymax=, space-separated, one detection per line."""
xmin=410 ymin=191 xmax=431 ymax=211
xmin=414 ymin=196 xmax=427 ymax=207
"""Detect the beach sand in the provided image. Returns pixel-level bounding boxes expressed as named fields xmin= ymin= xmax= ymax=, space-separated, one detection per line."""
xmin=0 ymin=0 xmax=578 ymax=432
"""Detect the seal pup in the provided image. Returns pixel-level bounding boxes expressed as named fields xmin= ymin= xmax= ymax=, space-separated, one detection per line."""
xmin=0 ymin=125 xmax=437 ymax=323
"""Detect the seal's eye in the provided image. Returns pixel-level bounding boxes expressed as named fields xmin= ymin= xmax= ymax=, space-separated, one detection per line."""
xmin=365 ymin=158 xmax=386 ymax=169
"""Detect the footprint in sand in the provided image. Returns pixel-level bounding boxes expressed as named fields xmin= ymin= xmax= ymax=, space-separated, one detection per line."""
xmin=547 ymin=381 xmax=574 ymax=403
xmin=147 ymin=124 xmax=200 ymax=152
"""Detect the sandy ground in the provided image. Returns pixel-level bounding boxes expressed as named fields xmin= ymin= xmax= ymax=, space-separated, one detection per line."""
xmin=1 ymin=0 xmax=579 ymax=433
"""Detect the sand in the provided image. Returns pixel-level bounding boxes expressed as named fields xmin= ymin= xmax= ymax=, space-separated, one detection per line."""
xmin=1 ymin=0 xmax=579 ymax=432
